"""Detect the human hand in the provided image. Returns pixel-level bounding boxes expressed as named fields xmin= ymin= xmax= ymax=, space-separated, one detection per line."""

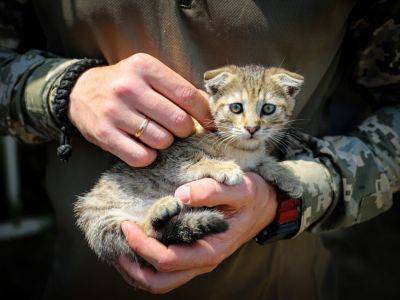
xmin=69 ymin=53 xmax=212 ymax=167
xmin=118 ymin=172 xmax=278 ymax=294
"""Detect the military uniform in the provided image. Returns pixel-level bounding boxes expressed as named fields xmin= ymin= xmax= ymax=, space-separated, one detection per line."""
xmin=0 ymin=0 xmax=399 ymax=299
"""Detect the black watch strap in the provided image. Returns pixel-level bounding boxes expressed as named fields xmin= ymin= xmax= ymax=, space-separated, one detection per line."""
xmin=255 ymin=192 xmax=301 ymax=245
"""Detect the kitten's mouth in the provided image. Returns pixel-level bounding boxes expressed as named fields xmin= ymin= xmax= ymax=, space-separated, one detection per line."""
xmin=240 ymin=135 xmax=263 ymax=143
xmin=244 ymin=134 xmax=260 ymax=140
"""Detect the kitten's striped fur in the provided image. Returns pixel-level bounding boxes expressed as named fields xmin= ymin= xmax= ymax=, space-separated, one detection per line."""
xmin=75 ymin=65 xmax=304 ymax=264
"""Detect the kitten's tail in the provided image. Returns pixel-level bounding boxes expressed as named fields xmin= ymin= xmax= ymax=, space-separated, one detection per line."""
xmin=159 ymin=209 xmax=228 ymax=245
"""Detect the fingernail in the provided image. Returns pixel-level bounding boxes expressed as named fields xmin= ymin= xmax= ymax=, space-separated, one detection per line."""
xmin=175 ymin=184 xmax=191 ymax=203
xmin=121 ymin=221 xmax=130 ymax=238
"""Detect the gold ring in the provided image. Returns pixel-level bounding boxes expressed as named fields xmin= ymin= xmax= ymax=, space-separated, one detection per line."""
xmin=134 ymin=117 xmax=149 ymax=138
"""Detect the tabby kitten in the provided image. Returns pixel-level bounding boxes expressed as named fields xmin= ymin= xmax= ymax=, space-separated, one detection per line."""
xmin=75 ymin=65 xmax=304 ymax=264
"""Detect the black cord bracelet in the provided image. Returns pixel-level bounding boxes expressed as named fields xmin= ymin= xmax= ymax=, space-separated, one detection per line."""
xmin=53 ymin=58 xmax=105 ymax=162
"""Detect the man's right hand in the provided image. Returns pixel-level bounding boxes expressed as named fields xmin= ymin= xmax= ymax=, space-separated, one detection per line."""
xmin=69 ymin=53 xmax=212 ymax=167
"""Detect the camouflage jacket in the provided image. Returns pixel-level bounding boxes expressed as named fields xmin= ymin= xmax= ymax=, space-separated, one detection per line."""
xmin=0 ymin=0 xmax=399 ymax=235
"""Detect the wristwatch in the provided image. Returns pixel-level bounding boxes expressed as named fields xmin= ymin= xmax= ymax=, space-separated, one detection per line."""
xmin=255 ymin=191 xmax=301 ymax=245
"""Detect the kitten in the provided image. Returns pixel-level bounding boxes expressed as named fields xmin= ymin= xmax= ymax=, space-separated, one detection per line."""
xmin=74 ymin=65 xmax=304 ymax=264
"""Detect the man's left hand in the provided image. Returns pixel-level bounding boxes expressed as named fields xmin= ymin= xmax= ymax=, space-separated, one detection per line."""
xmin=118 ymin=172 xmax=278 ymax=294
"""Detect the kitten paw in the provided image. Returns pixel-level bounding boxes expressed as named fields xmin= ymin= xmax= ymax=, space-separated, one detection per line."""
xmin=273 ymin=172 xmax=303 ymax=199
xmin=150 ymin=197 xmax=182 ymax=230
xmin=187 ymin=159 xmax=244 ymax=186
xmin=258 ymin=162 xmax=303 ymax=199
xmin=160 ymin=209 xmax=229 ymax=245
xmin=210 ymin=164 xmax=244 ymax=185
xmin=279 ymin=181 xmax=303 ymax=199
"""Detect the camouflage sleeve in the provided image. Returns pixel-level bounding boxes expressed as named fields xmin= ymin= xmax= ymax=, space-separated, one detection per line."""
xmin=284 ymin=106 xmax=400 ymax=233
xmin=0 ymin=0 xmax=76 ymax=143
xmin=284 ymin=0 xmax=400 ymax=234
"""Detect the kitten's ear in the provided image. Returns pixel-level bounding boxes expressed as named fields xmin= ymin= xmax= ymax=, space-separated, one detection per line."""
xmin=203 ymin=66 xmax=237 ymax=95
xmin=271 ymin=70 xmax=304 ymax=98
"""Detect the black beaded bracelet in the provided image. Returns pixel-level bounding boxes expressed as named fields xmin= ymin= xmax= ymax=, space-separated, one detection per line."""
xmin=53 ymin=58 xmax=105 ymax=162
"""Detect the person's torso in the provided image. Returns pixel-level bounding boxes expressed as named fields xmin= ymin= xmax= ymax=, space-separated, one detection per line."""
xmin=33 ymin=0 xmax=356 ymax=135
xmin=35 ymin=1 xmax=367 ymax=299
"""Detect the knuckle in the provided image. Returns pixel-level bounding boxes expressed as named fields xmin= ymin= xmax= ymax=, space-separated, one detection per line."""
xmin=83 ymin=133 xmax=96 ymax=144
xmin=110 ymin=78 xmax=134 ymax=99
xmin=128 ymin=53 xmax=152 ymax=71
xmin=129 ymin=149 xmax=156 ymax=167
xmin=128 ymin=242 xmax=140 ymax=253
xmin=173 ymin=111 xmax=189 ymax=127
xmin=176 ymin=86 xmax=197 ymax=110
xmin=95 ymin=126 xmax=112 ymax=141
xmin=154 ymin=256 xmax=174 ymax=272
xmin=172 ymin=112 xmax=192 ymax=137
xmin=152 ymin=130 xmax=174 ymax=150
xmin=102 ymin=101 xmax=119 ymax=118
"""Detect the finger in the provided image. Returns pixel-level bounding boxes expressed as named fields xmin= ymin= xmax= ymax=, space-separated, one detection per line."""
xmin=121 ymin=222 xmax=224 ymax=271
xmin=114 ymin=262 xmax=141 ymax=288
xmin=140 ymin=58 xmax=214 ymax=129
xmin=114 ymin=109 xmax=174 ymax=150
xmin=121 ymin=222 xmax=174 ymax=269
xmin=174 ymin=176 xmax=256 ymax=208
xmin=133 ymin=89 xmax=195 ymax=138
xmin=103 ymin=129 xmax=157 ymax=167
xmin=118 ymin=255 xmax=210 ymax=294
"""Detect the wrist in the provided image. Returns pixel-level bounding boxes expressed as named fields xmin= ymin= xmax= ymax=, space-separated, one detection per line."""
xmin=53 ymin=58 xmax=106 ymax=161
xmin=262 ymin=184 xmax=278 ymax=229
xmin=255 ymin=189 xmax=301 ymax=245
xmin=68 ymin=65 xmax=106 ymax=126
xmin=280 ymin=160 xmax=334 ymax=234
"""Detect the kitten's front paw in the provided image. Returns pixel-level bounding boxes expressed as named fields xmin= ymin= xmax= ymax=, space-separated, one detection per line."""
xmin=280 ymin=181 xmax=303 ymax=199
xmin=275 ymin=173 xmax=303 ymax=199
xmin=187 ymin=160 xmax=244 ymax=186
xmin=258 ymin=162 xmax=303 ymax=199
xmin=211 ymin=165 xmax=244 ymax=185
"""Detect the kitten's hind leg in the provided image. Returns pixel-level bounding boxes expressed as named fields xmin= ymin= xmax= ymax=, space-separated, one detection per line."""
xmin=143 ymin=196 xmax=228 ymax=245
xmin=142 ymin=196 xmax=183 ymax=237
xmin=160 ymin=209 xmax=228 ymax=245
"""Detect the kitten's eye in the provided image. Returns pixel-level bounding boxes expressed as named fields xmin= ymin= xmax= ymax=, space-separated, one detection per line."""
xmin=229 ymin=103 xmax=243 ymax=114
xmin=262 ymin=103 xmax=276 ymax=115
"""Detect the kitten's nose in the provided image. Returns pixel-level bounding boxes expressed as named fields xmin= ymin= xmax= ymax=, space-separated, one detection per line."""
xmin=245 ymin=126 xmax=260 ymax=135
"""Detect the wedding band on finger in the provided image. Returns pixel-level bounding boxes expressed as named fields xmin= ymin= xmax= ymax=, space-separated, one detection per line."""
xmin=134 ymin=117 xmax=150 ymax=138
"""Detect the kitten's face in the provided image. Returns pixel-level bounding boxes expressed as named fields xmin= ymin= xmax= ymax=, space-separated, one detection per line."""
xmin=204 ymin=65 xmax=304 ymax=149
